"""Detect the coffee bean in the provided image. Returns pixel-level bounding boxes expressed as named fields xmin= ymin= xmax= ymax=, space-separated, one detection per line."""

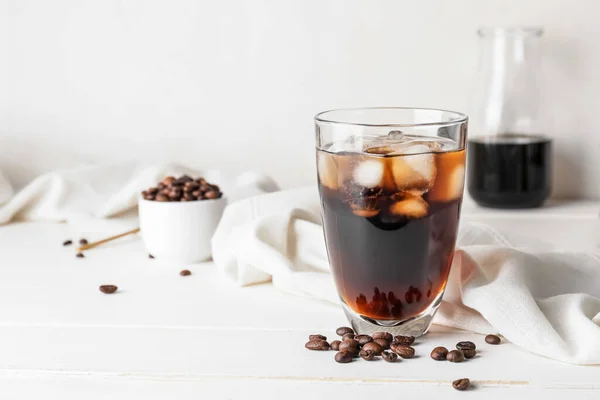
xmin=205 ymin=190 xmax=219 ymax=199
xmin=446 ymin=350 xmax=465 ymax=362
xmin=361 ymin=341 xmax=384 ymax=356
xmin=349 ymin=347 xmax=361 ymax=357
xmin=336 ymin=327 xmax=354 ymax=336
xmin=355 ymin=334 xmax=373 ymax=346
xmin=338 ymin=339 xmax=359 ymax=353
xmin=330 ymin=340 xmax=341 ymax=351
xmin=335 ymin=351 xmax=353 ymax=363
xmin=359 ymin=349 xmax=376 ymax=361
xmin=192 ymin=190 xmax=202 ymax=198
xmin=148 ymin=254 xmax=154 ymax=259
xmin=381 ymin=351 xmax=398 ymax=363
xmin=372 ymin=332 xmax=393 ymax=342
xmin=309 ymin=334 xmax=327 ymax=341
xmin=79 ymin=238 xmax=88 ymax=245
xmin=341 ymin=333 xmax=355 ymax=341
xmin=174 ymin=176 xmax=193 ymax=186
xmin=392 ymin=344 xmax=415 ymax=359
xmin=430 ymin=346 xmax=448 ymax=361
xmin=180 ymin=270 xmax=192 ymax=276
xmin=463 ymin=349 xmax=477 ymax=359
xmin=456 ymin=341 xmax=476 ymax=351
xmin=485 ymin=334 xmax=501 ymax=345
xmin=374 ymin=338 xmax=390 ymax=349
xmin=162 ymin=176 xmax=176 ymax=185
xmin=156 ymin=194 xmax=169 ymax=202
xmin=452 ymin=378 xmax=470 ymax=391
xmin=148 ymin=187 xmax=158 ymax=195
xmin=76 ymin=252 xmax=85 ymax=258
xmin=63 ymin=240 xmax=72 ymax=246
xmin=394 ymin=335 xmax=415 ymax=345
xmin=99 ymin=285 xmax=118 ymax=294
xmin=305 ymin=340 xmax=330 ymax=351
xmin=158 ymin=182 xmax=166 ymax=190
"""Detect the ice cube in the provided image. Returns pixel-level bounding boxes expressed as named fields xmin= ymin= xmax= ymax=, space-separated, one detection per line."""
xmin=317 ymin=152 xmax=339 ymax=189
xmin=353 ymin=159 xmax=384 ymax=188
xmin=428 ymin=165 xmax=465 ymax=202
xmin=389 ymin=195 xmax=429 ymax=219
xmin=390 ymin=144 xmax=437 ymax=192
xmin=427 ymin=150 xmax=466 ymax=202
xmin=386 ymin=130 xmax=405 ymax=142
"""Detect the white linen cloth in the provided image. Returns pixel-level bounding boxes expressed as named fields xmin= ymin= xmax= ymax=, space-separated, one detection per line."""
xmin=0 ymin=164 xmax=278 ymax=225
xmin=212 ymin=186 xmax=600 ymax=365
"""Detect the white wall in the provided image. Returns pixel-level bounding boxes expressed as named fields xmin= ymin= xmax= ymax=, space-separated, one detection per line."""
xmin=1 ymin=0 xmax=599 ymax=197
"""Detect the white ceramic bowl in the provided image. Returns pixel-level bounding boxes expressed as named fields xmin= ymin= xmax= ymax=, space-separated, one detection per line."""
xmin=138 ymin=196 xmax=227 ymax=264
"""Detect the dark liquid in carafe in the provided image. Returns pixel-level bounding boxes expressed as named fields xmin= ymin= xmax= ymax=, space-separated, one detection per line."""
xmin=467 ymin=134 xmax=552 ymax=209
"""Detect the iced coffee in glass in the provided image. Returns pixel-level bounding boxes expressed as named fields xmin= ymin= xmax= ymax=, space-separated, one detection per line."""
xmin=315 ymin=108 xmax=467 ymax=337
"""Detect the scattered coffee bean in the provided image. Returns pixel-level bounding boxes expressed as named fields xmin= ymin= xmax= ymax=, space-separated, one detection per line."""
xmin=330 ymin=340 xmax=341 ymax=351
xmin=359 ymin=349 xmax=376 ymax=361
xmin=430 ymin=346 xmax=448 ymax=361
xmin=381 ymin=351 xmax=398 ymax=363
xmin=355 ymin=334 xmax=373 ymax=346
xmin=362 ymin=341 xmax=384 ymax=356
xmin=148 ymin=254 xmax=154 ymax=259
xmin=335 ymin=351 xmax=353 ymax=363
xmin=463 ymin=349 xmax=477 ymax=359
xmin=305 ymin=340 xmax=330 ymax=351
xmin=447 ymin=350 xmax=465 ymax=363
xmin=62 ymin=240 xmax=73 ymax=246
xmin=392 ymin=344 xmax=415 ymax=359
xmin=339 ymin=339 xmax=359 ymax=353
xmin=456 ymin=341 xmax=476 ymax=351
xmin=79 ymin=238 xmax=88 ymax=245
xmin=180 ymin=270 xmax=192 ymax=276
xmin=452 ymin=378 xmax=471 ymax=391
xmin=485 ymin=334 xmax=501 ymax=345
xmin=76 ymin=252 xmax=85 ymax=258
xmin=309 ymin=334 xmax=327 ymax=341
xmin=142 ymin=176 xmax=223 ymax=202
xmin=374 ymin=338 xmax=390 ymax=349
xmin=394 ymin=335 xmax=415 ymax=345
xmin=336 ymin=327 xmax=354 ymax=336
xmin=372 ymin=332 xmax=393 ymax=342
xmin=342 ymin=333 xmax=355 ymax=341
xmin=99 ymin=285 xmax=118 ymax=294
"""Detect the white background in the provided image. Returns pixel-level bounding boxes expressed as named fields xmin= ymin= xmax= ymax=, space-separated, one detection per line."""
xmin=1 ymin=0 xmax=599 ymax=197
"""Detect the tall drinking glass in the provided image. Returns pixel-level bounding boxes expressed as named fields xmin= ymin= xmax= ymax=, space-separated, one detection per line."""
xmin=315 ymin=108 xmax=468 ymax=337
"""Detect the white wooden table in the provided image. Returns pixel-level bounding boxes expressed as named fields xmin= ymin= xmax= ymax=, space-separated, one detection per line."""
xmin=1 ymin=198 xmax=599 ymax=399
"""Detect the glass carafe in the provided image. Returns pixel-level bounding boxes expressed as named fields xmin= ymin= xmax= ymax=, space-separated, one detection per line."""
xmin=467 ymin=27 xmax=552 ymax=208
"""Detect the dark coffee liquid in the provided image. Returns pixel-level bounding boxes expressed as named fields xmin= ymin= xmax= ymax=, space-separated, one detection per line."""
xmin=467 ymin=134 xmax=552 ymax=208
xmin=318 ymin=148 xmax=465 ymax=321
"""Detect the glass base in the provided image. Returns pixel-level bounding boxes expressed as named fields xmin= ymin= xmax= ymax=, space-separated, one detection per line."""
xmin=341 ymin=291 xmax=444 ymax=337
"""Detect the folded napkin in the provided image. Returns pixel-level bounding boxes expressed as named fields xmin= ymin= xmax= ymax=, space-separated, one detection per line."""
xmin=212 ymin=186 xmax=600 ymax=364
xmin=0 ymin=164 xmax=278 ymax=225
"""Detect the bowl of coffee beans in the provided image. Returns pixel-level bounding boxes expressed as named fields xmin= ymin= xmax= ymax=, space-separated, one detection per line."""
xmin=138 ymin=175 xmax=226 ymax=263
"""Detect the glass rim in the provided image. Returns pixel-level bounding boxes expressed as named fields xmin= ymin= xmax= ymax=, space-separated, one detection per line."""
xmin=477 ymin=26 xmax=544 ymax=37
xmin=315 ymin=107 xmax=468 ymax=128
